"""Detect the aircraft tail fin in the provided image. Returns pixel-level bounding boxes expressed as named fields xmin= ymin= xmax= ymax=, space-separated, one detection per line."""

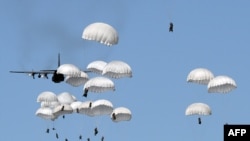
xmin=58 ymin=53 xmax=60 ymax=67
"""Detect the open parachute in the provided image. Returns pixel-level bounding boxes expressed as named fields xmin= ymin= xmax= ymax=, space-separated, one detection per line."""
xmin=102 ymin=60 xmax=132 ymax=79
xmin=207 ymin=75 xmax=237 ymax=93
xmin=37 ymin=91 xmax=58 ymax=103
xmin=87 ymin=60 xmax=107 ymax=74
xmin=36 ymin=107 xmax=58 ymax=121
xmin=187 ymin=68 xmax=214 ymax=85
xmin=65 ymin=71 xmax=89 ymax=87
xmin=111 ymin=107 xmax=132 ymax=122
xmin=185 ymin=102 xmax=212 ymax=124
xmin=82 ymin=22 xmax=119 ymax=46
xmin=83 ymin=76 xmax=115 ymax=93
xmin=91 ymin=99 xmax=114 ymax=116
xmin=57 ymin=64 xmax=81 ymax=77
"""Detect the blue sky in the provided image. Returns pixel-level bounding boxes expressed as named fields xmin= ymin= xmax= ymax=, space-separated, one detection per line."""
xmin=1 ymin=0 xmax=250 ymax=141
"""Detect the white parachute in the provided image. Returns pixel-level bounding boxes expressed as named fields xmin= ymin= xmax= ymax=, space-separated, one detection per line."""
xmin=111 ymin=107 xmax=132 ymax=122
xmin=91 ymin=99 xmax=113 ymax=116
xmin=185 ymin=102 xmax=212 ymax=124
xmin=187 ymin=68 xmax=214 ymax=85
xmin=41 ymin=101 xmax=60 ymax=108
xmin=37 ymin=91 xmax=58 ymax=103
xmin=57 ymin=64 xmax=81 ymax=77
xmin=65 ymin=71 xmax=89 ymax=87
xmin=57 ymin=92 xmax=76 ymax=105
xmin=53 ymin=104 xmax=73 ymax=117
xmin=87 ymin=60 xmax=107 ymax=74
xmin=207 ymin=75 xmax=237 ymax=93
xmin=82 ymin=22 xmax=119 ymax=46
xmin=185 ymin=103 xmax=212 ymax=116
xmin=70 ymin=101 xmax=82 ymax=113
xmin=78 ymin=101 xmax=94 ymax=117
xmin=83 ymin=77 xmax=115 ymax=93
xmin=35 ymin=107 xmax=57 ymax=121
xmin=102 ymin=61 xmax=132 ymax=79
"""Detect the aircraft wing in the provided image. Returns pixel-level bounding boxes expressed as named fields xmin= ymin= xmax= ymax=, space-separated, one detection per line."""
xmin=39 ymin=70 xmax=57 ymax=72
xmin=10 ymin=70 xmax=54 ymax=74
xmin=41 ymin=69 xmax=91 ymax=73
xmin=10 ymin=70 xmax=55 ymax=79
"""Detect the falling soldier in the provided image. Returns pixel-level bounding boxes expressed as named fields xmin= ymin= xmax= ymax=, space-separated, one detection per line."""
xmin=101 ymin=136 xmax=104 ymax=141
xmin=198 ymin=117 xmax=201 ymax=124
xmin=83 ymin=88 xmax=89 ymax=97
xmin=79 ymin=135 xmax=82 ymax=140
xmin=94 ymin=127 xmax=98 ymax=136
xmin=169 ymin=22 xmax=174 ymax=32
xmin=61 ymin=105 xmax=64 ymax=111
xmin=112 ymin=113 xmax=116 ymax=120
xmin=46 ymin=128 xmax=50 ymax=133
xmin=89 ymin=102 xmax=92 ymax=108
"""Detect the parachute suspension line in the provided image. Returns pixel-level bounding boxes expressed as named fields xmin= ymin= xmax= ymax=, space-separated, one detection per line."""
xmin=198 ymin=118 xmax=209 ymax=141
xmin=39 ymin=120 xmax=47 ymax=140
xmin=100 ymin=126 xmax=106 ymax=141
xmin=79 ymin=114 xmax=88 ymax=138
xmin=120 ymin=127 xmax=129 ymax=141
xmin=94 ymin=115 xmax=101 ymax=130
xmin=220 ymin=95 xmax=229 ymax=124
xmin=52 ymin=121 xmax=56 ymax=131
xmin=42 ymin=120 xmax=52 ymax=140
xmin=51 ymin=121 xmax=58 ymax=140
xmin=94 ymin=115 xmax=106 ymax=137
xmin=39 ymin=126 xmax=46 ymax=141
xmin=45 ymin=120 xmax=51 ymax=133
xmin=192 ymin=120 xmax=203 ymax=141
xmin=166 ymin=0 xmax=175 ymax=22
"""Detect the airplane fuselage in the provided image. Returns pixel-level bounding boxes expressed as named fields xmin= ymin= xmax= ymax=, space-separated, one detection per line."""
xmin=52 ymin=71 xmax=64 ymax=83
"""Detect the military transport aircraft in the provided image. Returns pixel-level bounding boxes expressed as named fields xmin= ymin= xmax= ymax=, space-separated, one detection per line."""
xmin=10 ymin=54 xmax=65 ymax=83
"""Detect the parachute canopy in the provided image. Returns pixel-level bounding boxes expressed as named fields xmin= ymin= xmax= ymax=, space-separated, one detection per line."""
xmin=65 ymin=71 xmax=89 ymax=87
xmin=207 ymin=75 xmax=237 ymax=93
xmin=187 ymin=68 xmax=214 ymax=85
xmin=35 ymin=107 xmax=57 ymax=121
xmin=78 ymin=101 xmax=94 ymax=117
xmin=82 ymin=22 xmax=119 ymax=46
xmin=70 ymin=101 xmax=82 ymax=113
xmin=37 ymin=91 xmax=58 ymax=103
xmin=185 ymin=102 xmax=212 ymax=116
xmin=111 ymin=107 xmax=132 ymax=122
xmin=57 ymin=92 xmax=76 ymax=105
xmin=87 ymin=60 xmax=107 ymax=74
xmin=41 ymin=101 xmax=60 ymax=108
xmin=102 ymin=61 xmax=132 ymax=79
xmin=53 ymin=104 xmax=73 ymax=117
xmin=91 ymin=99 xmax=113 ymax=116
xmin=84 ymin=77 xmax=115 ymax=93
xmin=57 ymin=64 xmax=81 ymax=77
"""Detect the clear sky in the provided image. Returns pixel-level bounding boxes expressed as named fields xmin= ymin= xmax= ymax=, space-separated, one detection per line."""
xmin=1 ymin=0 xmax=250 ymax=141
